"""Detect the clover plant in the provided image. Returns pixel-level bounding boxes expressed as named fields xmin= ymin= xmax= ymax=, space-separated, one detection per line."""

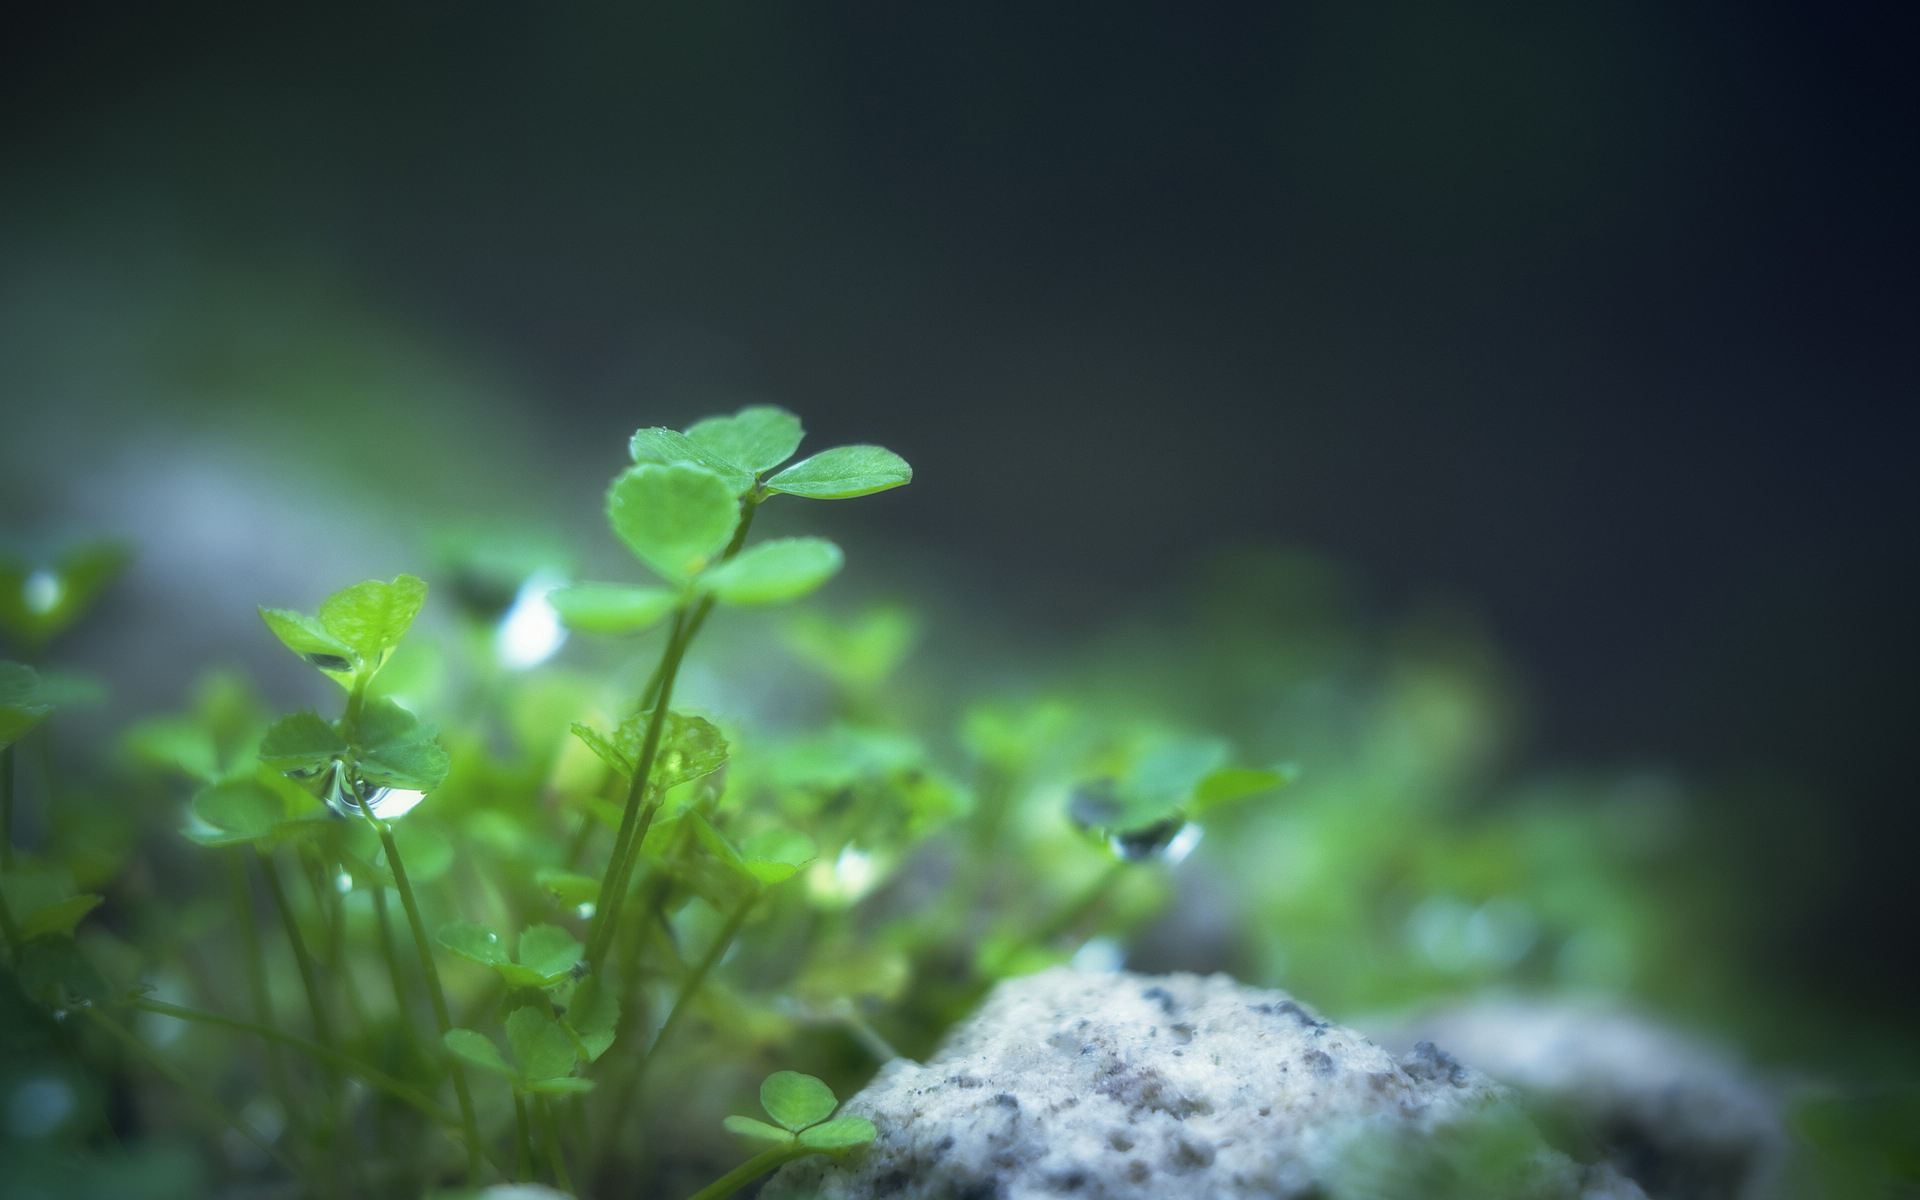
xmin=690 ymin=1070 xmax=875 ymax=1200
xmin=0 ymin=406 xmax=1334 ymax=1199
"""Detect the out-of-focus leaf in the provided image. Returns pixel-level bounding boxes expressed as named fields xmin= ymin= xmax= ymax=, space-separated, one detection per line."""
xmin=505 ymin=1006 xmax=579 ymax=1082
xmin=355 ymin=700 xmax=449 ymax=792
xmin=443 ymin=1029 xmax=515 ymax=1078
xmin=700 ymin=538 xmax=843 ymax=607
xmin=547 ymin=583 xmax=680 ymax=634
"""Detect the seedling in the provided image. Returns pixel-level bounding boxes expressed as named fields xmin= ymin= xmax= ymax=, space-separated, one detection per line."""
xmin=689 ymin=1071 xmax=877 ymax=1200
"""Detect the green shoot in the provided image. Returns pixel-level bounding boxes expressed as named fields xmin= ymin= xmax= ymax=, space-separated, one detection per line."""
xmin=689 ymin=1071 xmax=877 ymax=1200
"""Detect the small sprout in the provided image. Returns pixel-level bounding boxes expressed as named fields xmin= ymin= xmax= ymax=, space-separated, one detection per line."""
xmin=700 ymin=1071 xmax=876 ymax=1197
xmin=259 ymin=574 xmax=428 ymax=686
xmin=437 ymin=921 xmax=584 ymax=990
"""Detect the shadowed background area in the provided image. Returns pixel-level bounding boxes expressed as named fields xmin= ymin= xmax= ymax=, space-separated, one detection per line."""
xmin=4 ymin=0 xmax=1914 ymax=1033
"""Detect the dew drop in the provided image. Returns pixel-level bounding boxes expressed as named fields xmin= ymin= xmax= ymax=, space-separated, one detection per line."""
xmin=334 ymin=870 xmax=353 ymax=894
xmin=575 ymin=902 xmax=595 ymax=920
xmin=316 ymin=762 xmax=426 ymax=822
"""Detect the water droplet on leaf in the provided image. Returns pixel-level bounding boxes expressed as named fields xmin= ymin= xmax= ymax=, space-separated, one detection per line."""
xmin=317 ymin=761 xmax=426 ymax=822
xmin=1106 ymin=818 xmax=1190 ymax=862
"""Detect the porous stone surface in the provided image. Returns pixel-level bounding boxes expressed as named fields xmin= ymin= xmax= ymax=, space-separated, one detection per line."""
xmin=1371 ymin=998 xmax=1785 ymax=1200
xmin=764 ymin=968 xmax=1642 ymax=1200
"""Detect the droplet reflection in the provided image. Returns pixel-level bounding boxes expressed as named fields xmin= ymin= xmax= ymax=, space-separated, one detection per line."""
xmin=314 ymin=761 xmax=426 ymax=822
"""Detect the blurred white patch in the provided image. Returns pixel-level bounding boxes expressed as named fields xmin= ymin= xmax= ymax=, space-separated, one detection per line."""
xmin=1070 ymin=937 xmax=1125 ymax=973
xmin=495 ymin=570 xmax=568 ymax=670
xmin=1162 ymin=823 xmax=1204 ymax=864
xmin=23 ymin=569 xmax=61 ymax=615
xmin=7 ymin=1076 xmax=74 ymax=1138
xmin=809 ymin=844 xmax=880 ymax=905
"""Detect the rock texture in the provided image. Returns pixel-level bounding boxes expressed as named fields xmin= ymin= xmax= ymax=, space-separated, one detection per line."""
xmin=765 ymin=969 xmax=1641 ymax=1200
xmin=1371 ymin=998 xmax=1785 ymax=1200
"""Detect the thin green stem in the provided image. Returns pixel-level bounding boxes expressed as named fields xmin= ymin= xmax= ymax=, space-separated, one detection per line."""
xmin=514 ymin=1094 xmax=533 ymax=1182
xmin=370 ymin=881 xmax=413 ymax=1023
xmin=650 ymin=893 xmax=754 ymax=1056
xmin=130 ymin=998 xmax=458 ymax=1128
xmin=599 ymin=892 xmax=755 ymax=1147
xmin=685 ymin=1143 xmax=805 ymax=1200
xmin=258 ymin=850 xmax=344 ymax=1197
xmin=585 ymin=497 xmax=760 ymax=969
xmin=583 ymin=623 xmax=693 ymax=970
xmin=0 ymin=882 xmax=22 ymax=958
xmin=227 ymin=854 xmax=298 ymax=1143
xmin=1 ymin=743 xmax=14 ymax=869
xmin=379 ymin=821 xmax=485 ymax=1180
xmin=538 ymin=1097 xmax=574 ymax=1194
xmin=258 ymin=851 xmax=340 ymax=1059
xmin=88 ymin=1008 xmax=301 ymax=1175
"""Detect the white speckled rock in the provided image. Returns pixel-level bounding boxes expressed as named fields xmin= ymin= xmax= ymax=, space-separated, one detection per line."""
xmin=765 ymin=969 xmax=1642 ymax=1200
xmin=1370 ymin=998 xmax=1786 ymax=1200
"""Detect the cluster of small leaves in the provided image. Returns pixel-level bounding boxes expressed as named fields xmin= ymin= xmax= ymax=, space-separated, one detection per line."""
xmin=548 ymin=406 xmax=910 ymax=634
